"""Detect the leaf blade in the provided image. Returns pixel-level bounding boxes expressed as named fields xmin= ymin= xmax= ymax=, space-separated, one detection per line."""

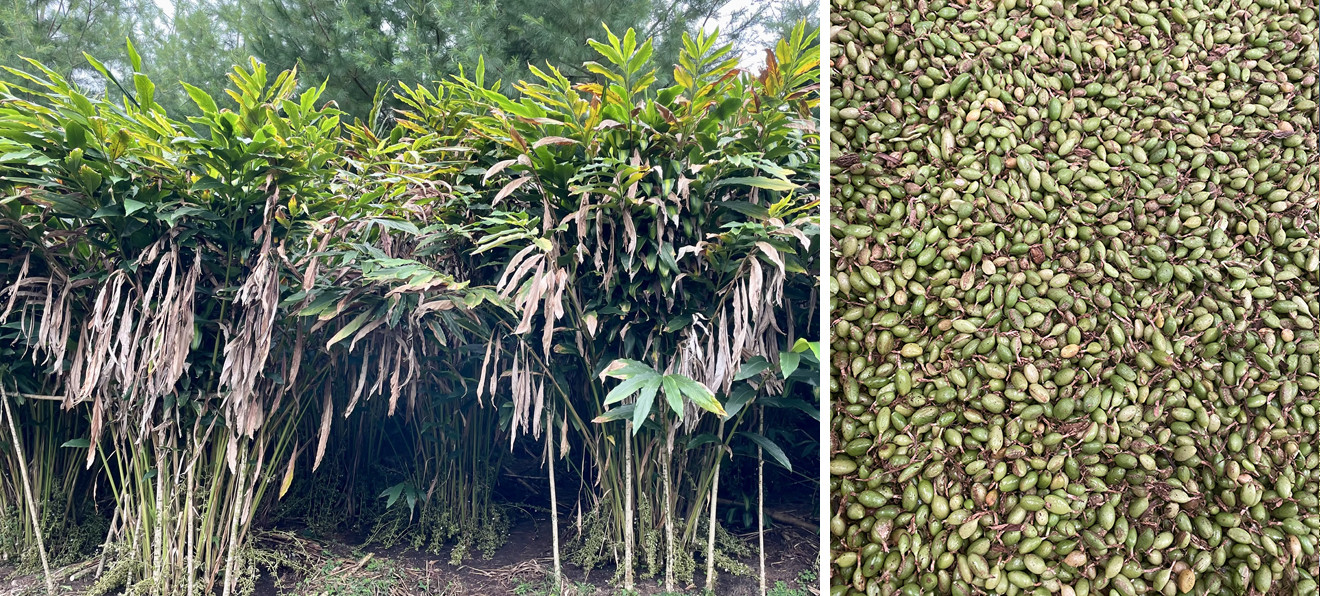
xmin=739 ymin=431 xmax=792 ymax=472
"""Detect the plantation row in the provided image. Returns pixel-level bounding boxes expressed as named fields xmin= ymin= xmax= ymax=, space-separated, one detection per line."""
xmin=0 ymin=24 xmax=820 ymax=595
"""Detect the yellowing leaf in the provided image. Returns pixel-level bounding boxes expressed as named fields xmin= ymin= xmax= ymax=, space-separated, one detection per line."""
xmin=667 ymin=374 xmax=725 ymax=417
xmin=278 ymin=444 xmax=298 ymax=500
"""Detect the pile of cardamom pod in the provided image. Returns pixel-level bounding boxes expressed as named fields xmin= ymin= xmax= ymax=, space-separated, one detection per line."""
xmin=828 ymin=0 xmax=1318 ymax=594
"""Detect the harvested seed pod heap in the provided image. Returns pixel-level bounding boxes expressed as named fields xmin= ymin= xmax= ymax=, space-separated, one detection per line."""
xmin=828 ymin=0 xmax=1319 ymax=594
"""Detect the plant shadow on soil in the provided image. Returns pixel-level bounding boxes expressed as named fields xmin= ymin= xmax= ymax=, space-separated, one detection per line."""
xmin=1 ymin=474 xmax=818 ymax=596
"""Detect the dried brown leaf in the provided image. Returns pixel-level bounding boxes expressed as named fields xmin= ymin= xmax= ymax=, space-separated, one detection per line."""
xmin=494 ymin=176 xmax=534 ymax=204
xmin=313 ymin=386 xmax=333 ymax=472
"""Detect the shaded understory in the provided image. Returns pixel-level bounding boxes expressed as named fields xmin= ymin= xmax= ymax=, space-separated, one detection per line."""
xmin=1 ymin=468 xmax=819 ymax=596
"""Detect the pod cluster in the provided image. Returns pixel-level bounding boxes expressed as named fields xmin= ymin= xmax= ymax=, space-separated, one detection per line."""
xmin=828 ymin=0 xmax=1319 ymax=594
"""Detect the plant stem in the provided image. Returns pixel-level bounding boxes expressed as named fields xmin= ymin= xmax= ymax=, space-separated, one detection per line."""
xmin=663 ymin=417 xmax=675 ymax=594
xmin=221 ymin=439 xmax=248 ymax=596
xmin=154 ymin=439 xmax=166 ymax=596
xmin=623 ymin=422 xmax=634 ymax=592
xmin=704 ymin=417 xmax=725 ymax=594
xmin=186 ymin=444 xmax=196 ymax=596
xmin=681 ymin=405 xmax=751 ymax=545
xmin=758 ymin=406 xmax=765 ymax=596
xmin=547 ymin=408 xmax=561 ymax=594
xmin=96 ymin=505 xmax=119 ymax=580
xmin=2 ymin=389 xmax=54 ymax=595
